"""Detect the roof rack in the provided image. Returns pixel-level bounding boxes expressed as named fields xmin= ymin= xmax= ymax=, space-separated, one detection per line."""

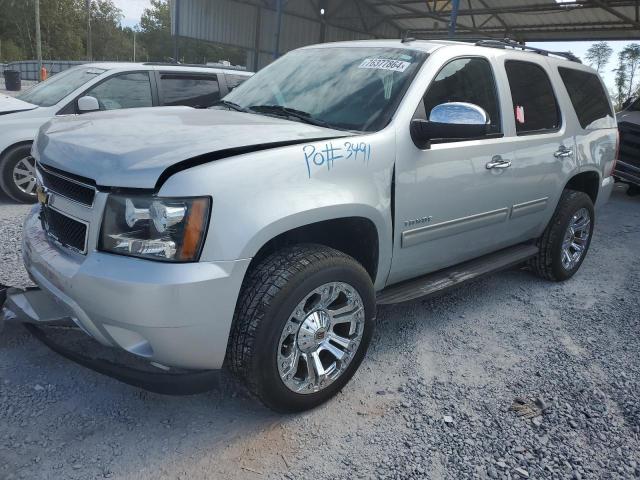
xmin=474 ymin=38 xmax=581 ymax=63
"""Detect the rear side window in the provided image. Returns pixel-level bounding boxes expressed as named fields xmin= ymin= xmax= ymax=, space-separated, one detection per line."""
xmin=558 ymin=67 xmax=613 ymax=129
xmin=160 ymin=74 xmax=220 ymax=108
xmin=505 ymin=61 xmax=560 ymax=134
xmin=421 ymin=57 xmax=501 ymax=135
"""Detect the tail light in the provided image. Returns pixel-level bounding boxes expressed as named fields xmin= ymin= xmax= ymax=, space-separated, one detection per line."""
xmin=607 ymin=129 xmax=620 ymax=177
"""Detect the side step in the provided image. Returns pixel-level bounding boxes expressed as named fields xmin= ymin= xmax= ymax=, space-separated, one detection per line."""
xmin=376 ymin=243 xmax=538 ymax=305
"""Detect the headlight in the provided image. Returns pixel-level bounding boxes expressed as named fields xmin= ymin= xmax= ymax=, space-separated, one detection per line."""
xmin=99 ymin=194 xmax=211 ymax=262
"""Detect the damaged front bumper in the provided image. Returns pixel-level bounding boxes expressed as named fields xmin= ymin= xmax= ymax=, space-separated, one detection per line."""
xmin=0 ymin=284 xmax=220 ymax=395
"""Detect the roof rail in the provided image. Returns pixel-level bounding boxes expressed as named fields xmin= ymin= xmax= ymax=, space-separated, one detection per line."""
xmin=142 ymin=62 xmax=249 ymax=71
xmin=474 ymin=38 xmax=582 ymax=63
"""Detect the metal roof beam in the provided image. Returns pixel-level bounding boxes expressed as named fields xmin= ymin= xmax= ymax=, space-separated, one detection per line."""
xmin=591 ymin=0 xmax=640 ymax=27
xmin=360 ymin=0 xmax=492 ymax=37
xmin=358 ymin=1 xmax=638 ymax=18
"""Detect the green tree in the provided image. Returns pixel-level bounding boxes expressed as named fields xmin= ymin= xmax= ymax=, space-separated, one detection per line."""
xmin=613 ymin=62 xmax=629 ymax=110
xmin=0 ymin=0 xmax=135 ymax=62
xmin=585 ymin=41 xmax=613 ymax=73
xmin=621 ymin=43 xmax=640 ymax=99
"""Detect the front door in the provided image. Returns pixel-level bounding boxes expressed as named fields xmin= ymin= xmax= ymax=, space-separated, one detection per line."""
xmin=389 ymin=56 xmax=517 ymax=285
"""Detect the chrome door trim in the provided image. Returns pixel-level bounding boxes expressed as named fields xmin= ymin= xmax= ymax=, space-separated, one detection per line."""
xmin=401 ymin=207 xmax=510 ymax=248
xmin=510 ymin=197 xmax=549 ymax=219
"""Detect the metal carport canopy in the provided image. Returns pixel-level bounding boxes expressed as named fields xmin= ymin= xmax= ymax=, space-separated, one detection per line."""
xmin=171 ymin=1 xmax=640 ymax=69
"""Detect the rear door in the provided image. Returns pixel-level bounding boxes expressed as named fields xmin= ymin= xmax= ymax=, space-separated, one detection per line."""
xmin=158 ymin=72 xmax=221 ymax=108
xmin=499 ymin=59 xmax=574 ymax=240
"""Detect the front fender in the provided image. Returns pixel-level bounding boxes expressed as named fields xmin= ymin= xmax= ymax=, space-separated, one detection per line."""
xmin=160 ymin=128 xmax=397 ymax=289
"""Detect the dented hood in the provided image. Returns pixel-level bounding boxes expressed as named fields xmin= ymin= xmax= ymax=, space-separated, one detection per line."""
xmin=0 ymin=94 xmax=37 ymax=114
xmin=37 ymin=106 xmax=348 ymax=189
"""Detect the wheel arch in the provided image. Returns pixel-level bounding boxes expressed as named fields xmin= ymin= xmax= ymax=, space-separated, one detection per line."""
xmin=563 ymin=169 xmax=600 ymax=204
xmin=242 ymin=211 xmax=386 ymax=287
xmin=0 ymin=140 xmax=33 ymax=161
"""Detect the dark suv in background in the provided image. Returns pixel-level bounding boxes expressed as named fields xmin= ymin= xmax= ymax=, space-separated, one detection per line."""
xmin=616 ymin=99 xmax=640 ymax=195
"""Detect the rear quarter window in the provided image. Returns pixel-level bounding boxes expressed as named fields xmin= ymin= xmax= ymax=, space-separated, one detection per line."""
xmin=558 ymin=67 xmax=614 ymax=130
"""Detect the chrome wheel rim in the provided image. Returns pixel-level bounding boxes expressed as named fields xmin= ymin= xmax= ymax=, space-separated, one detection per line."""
xmin=12 ymin=156 xmax=36 ymax=196
xmin=277 ymin=281 xmax=365 ymax=394
xmin=561 ymin=207 xmax=591 ymax=270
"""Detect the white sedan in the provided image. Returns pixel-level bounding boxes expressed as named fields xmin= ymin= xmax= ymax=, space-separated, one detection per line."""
xmin=0 ymin=62 xmax=251 ymax=202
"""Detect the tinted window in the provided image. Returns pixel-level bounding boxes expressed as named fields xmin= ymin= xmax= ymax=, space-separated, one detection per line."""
xmin=505 ymin=61 xmax=560 ymax=134
xmin=225 ymin=73 xmax=250 ymax=91
xmin=225 ymin=47 xmax=427 ymax=132
xmin=160 ymin=74 xmax=220 ymax=107
xmin=85 ymin=72 xmax=153 ymax=110
xmin=558 ymin=67 xmax=613 ymax=129
xmin=421 ymin=57 xmax=501 ymax=135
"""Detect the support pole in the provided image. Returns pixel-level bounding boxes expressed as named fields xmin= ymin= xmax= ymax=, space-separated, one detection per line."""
xmin=448 ymin=0 xmax=460 ymax=37
xmin=253 ymin=6 xmax=261 ymax=71
xmin=35 ymin=0 xmax=42 ymax=80
xmin=174 ymin=0 xmax=180 ymax=62
xmin=86 ymin=0 xmax=92 ymax=61
xmin=273 ymin=0 xmax=283 ymax=60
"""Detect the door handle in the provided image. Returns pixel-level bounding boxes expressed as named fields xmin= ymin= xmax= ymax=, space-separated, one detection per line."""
xmin=554 ymin=146 xmax=573 ymax=158
xmin=486 ymin=156 xmax=512 ymax=169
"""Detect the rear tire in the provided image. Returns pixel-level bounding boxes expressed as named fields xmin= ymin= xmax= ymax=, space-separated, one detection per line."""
xmin=227 ymin=244 xmax=376 ymax=412
xmin=529 ymin=189 xmax=594 ymax=282
xmin=626 ymin=184 xmax=640 ymax=197
xmin=0 ymin=144 xmax=37 ymax=203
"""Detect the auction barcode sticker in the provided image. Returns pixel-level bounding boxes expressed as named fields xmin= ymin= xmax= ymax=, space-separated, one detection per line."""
xmin=359 ymin=58 xmax=411 ymax=72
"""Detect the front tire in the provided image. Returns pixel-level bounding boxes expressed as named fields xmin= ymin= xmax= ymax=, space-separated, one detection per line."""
xmin=0 ymin=144 xmax=37 ymax=203
xmin=529 ymin=189 xmax=594 ymax=282
xmin=227 ymin=244 xmax=376 ymax=412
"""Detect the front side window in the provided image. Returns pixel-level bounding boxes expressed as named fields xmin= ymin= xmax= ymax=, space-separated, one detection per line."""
xmin=558 ymin=67 xmax=614 ymax=129
xmin=84 ymin=72 xmax=153 ymax=111
xmin=16 ymin=66 xmax=106 ymax=107
xmin=505 ymin=60 xmax=560 ymax=134
xmin=224 ymin=47 xmax=428 ymax=132
xmin=420 ymin=57 xmax=501 ymax=135
xmin=160 ymin=74 xmax=220 ymax=108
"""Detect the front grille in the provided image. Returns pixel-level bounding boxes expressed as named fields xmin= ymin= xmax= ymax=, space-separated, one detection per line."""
xmin=38 ymin=164 xmax=96 ymax=207
xmin=41 ymin=206 xmax=88 ymax=254
xmin=618 ymin=122 xmax=640 ymax=170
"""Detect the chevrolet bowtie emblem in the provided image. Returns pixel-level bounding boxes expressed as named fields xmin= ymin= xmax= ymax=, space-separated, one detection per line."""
xmin=36 ymin=185 xmax=49 ymax=206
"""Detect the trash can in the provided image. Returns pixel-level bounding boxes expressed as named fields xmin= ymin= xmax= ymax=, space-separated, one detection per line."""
xmin=4 ymin=70 xmax=21 ymax=91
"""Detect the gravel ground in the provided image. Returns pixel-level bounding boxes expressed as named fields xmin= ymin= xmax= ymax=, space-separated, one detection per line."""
xmin=0 ymin=185 xmax=639 ymax=480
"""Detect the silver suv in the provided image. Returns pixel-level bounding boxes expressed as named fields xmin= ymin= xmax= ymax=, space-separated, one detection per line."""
xmin=2 ymin=40 xmax=617 ymax=412
xmin=0 ymin=62 xmax=251 ymax=203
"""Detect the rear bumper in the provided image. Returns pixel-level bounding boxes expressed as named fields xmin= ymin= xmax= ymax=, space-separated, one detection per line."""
xmin=595 ymin=175 xmax=615 ymax=210
xmin=13 ymin=208 xmax=250 ymax=370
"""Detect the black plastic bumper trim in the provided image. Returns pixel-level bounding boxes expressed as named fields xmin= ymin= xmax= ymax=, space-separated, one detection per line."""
xmin=23 ymin=323 xmax=219 ymax=395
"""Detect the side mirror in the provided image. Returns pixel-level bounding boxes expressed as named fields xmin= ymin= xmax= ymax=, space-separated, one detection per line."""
xmin=77 ymin=96 xmax=100 ymax=113
xmin=410 ymin=102 xmax=489 ymax=149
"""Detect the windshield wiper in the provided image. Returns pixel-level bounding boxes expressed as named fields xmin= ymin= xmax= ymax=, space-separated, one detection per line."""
xmin=247 ymin=104 xmax=332 ymax=128
xmin=211 ymin=100 xmax=252 ymax=113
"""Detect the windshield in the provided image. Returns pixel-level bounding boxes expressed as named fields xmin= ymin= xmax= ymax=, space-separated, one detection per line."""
xmin=224 ymin=47 xmax=427 ymax=132
xmin=16 ymin=66 xmax=106 ymax=107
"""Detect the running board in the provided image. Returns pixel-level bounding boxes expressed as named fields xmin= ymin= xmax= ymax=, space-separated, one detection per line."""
xmin=376 ymin=244 xmax=538 ymax=305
